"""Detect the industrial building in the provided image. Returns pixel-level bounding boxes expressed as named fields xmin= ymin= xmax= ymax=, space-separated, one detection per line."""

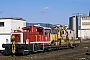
xmin=0 ymin=17 xmax=26 ymax=50
xmin=69 ymin=16 xmax=78 ymax=39
xmin=78 ymin=13 xmax=90 ymax=39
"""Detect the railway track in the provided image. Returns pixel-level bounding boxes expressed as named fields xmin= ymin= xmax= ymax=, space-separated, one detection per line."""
xmin=0 ymin=41 xmax=90 ymax=60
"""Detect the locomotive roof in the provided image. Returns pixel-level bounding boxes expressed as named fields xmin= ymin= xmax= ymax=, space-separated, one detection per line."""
xmin=22 ymin=26 xmax=51 ymax=29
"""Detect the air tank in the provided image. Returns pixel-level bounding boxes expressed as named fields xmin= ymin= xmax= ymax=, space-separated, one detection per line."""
xmin=69 ymin=16 xmax=78 ymax=39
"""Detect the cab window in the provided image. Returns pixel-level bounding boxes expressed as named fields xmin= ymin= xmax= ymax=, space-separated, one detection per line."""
xmin=51 ymin=29 xmax=57 ymax=34
xmin=45 ymin=30 xmax=50 ymax=36
xmin=37 ymin=27 xmax=43 ymax=35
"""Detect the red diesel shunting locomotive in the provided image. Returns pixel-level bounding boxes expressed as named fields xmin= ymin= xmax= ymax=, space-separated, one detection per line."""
xmin=13 ymin=26 xmax=50 ymax=44
xmin=2 ymin=26 xmax=51 ymax=55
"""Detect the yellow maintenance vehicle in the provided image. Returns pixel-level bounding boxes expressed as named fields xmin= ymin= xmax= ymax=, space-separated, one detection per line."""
xmin=50 ymin=25 xmax=81 ymax=49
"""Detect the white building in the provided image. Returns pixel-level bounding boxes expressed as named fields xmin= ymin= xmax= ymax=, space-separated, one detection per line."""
xmin=0 ymin=17 xmax=26 ymax=50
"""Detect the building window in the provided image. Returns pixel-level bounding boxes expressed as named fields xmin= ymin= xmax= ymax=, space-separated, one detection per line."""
xmin=0 ymin=22 xmax=4 ymax=27
xmin=82 ymin=22 xmax=90 ymax=25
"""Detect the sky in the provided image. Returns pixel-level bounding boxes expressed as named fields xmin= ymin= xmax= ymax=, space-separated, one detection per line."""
xmin=0 ymin=0 xmax=90 ymax=24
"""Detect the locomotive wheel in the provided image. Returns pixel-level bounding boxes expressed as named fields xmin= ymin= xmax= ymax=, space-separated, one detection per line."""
xmin=47 ymin=47 xmax=52 ymax=52
xmin=20 ymin=49 xmax=25 ymax=56
xmin=66 ymin=45 xmax=69 ymax=49
xmin=2 ymin=52 xmax=7 ymax=56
